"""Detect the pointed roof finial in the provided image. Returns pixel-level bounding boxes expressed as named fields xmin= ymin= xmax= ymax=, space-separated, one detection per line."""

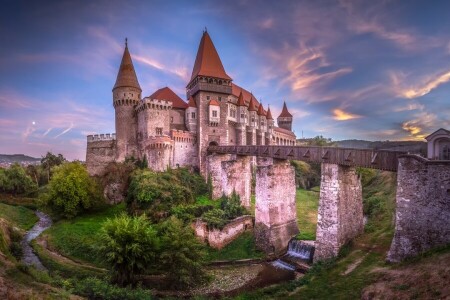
xmin=278 ymin=101 xmax=293 ymax=118
xmin=125 ymin=37 xmax=128 ymax=47
xmin=113 ymin=40 xmax=141 ymax=92
xmin=204 ymin=26 xmax=207 ymax=33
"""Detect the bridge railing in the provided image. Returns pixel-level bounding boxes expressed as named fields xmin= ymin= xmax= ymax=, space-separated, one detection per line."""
xmin=207 ymin=145 xmax=407 ymax=171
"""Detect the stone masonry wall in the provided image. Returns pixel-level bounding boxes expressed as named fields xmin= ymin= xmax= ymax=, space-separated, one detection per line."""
xmin=314 ymin=163 xmax=363 ymax=262
xmin=193 ymin=215 xmax=253 ymax=249
xmin=206 ymin=153 xmax=232 ymax=199
xmin=387 ymin=155 xmax=450 ymax=262
xmin=86 ymin=139 xmax=116 ymax=176
xmin=255 ymin=159 xmax=299 ymax=256
xmin=221 ymin=155 xmax=252 ymax=208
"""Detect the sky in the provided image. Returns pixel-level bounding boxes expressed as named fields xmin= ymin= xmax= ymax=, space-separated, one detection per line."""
xmin=1 ymin=0 xmax=450 ymax=160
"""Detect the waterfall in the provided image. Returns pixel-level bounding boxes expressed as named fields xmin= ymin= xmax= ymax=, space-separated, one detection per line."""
xmin=286 ymin=240 xmax=315 ymax=261
xmin=271 ymin=259 xmax=296 ymax=271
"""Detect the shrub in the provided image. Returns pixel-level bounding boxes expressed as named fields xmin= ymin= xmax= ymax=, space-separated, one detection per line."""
xmin=98 ymin=213 xmax=159 ymax=286
xmin=73 ymin=277 xmax=153 ymax=300
xmin=171 ymin=203 xmax=215 ymax=222
xmin=158 ymin=216 xmax=207 ymax=289
xmin=201 ymin=208 xmax=227 ymax=229
xmin=41 ymin=162 xmax=102 ymax=218
xmin=9 ymin=227 xmax=23 ymax=259
xmin=0 ymin=163 xmax=38 ymax=196
xmin=220 ymin=191 xmax=247 ymax=219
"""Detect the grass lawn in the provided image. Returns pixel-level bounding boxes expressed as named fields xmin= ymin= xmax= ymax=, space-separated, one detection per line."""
xmin=0 ymin=203 xmax=38 ymax=230
xmin=196 ymin=194 xmax=221 ymax=208
xmin=45 ymin=203 xmax=125 ymax=267
xmin=296 ymin=188 xmax=319 ymax=240
xmin=205 ymin=231 xmax=265 ymax=262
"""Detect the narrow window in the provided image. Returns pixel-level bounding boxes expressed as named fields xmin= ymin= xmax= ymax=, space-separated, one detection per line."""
xmin=207 ymin=96 xmax=210 ymax=100
xmin=191 ymin=112 xmax=196 ymax=119
xmin=212 ymin=110 xmax=218 ymax=117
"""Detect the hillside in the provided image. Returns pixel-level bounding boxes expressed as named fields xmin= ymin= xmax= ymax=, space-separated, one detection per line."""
xmin=336 ymin=140 xmax=426 ymax=155
xmin=0 ymin=154 xmax=40 ymax=163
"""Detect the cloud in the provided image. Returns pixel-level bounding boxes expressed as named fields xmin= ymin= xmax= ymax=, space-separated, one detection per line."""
xmin=258 ymin=17 xmax=274 ymax=29
xmin=54 ymin=123 xmax=74 ymax=138
xmin=401 ymin=112 xmax=438 ymax=140
xmin=401 ymin=71 xmax=450 ymax=99
xmin=42 ymin=128 xmax=53 ymax=137
xmin=332 ymin=108 xmax=362 ymax=121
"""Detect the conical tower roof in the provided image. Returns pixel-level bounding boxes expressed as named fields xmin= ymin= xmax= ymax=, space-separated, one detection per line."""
xmin=113 ymin=40 xmax=141 ymax=92
xmin=187 ymin=96 xmax=197 ymax=108
xmin=248 ymin=96 xmax=258 ymax=111
xmin=190 ymin=31 xmax=232 ymax=81
xmin=237 ymin=90 xmax=246 ymax=106
xmin=278 ymin=101 xmax=292 ymax=118
xmin=266 ymin=106 xmax=274 ymax=120
xmin=257 ymin=102 xmax=265 ymax=116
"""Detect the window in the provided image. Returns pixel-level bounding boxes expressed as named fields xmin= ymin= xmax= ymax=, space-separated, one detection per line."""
xmin=241 ymin=113 xmax=244 ymax=119
xmin=170 ymin=117 xmax=173 ymax=123
xmin=218 ymin=96 xmax=222 ymax=101
xmin=156 ymin=127 xmax=162 ymax=135
xmin=212 ymin=110 xmax=218 ymax=117
xmin=191 ymin=112 xmax=196 ymax=119
xmin=207 ymin=96 xmax=210 ymax=100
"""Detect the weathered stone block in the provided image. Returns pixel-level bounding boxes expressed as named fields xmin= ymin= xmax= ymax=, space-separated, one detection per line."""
xmin=314 ymin=163 xmax=363 ymax=262
xmin=387 ymin=155 xmax=450 ymax=262
xmin=255 ymin=159 xmax=299 ymax=256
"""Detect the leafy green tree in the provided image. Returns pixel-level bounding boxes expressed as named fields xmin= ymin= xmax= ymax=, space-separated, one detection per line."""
xmin=41 ymin=151 xmax=66 ymax=183
xmin=307 ymin=135 xmax=336 ymax=147
xmin=0 ymin=163 xmax=37 ymax=195
xmin=201 ymin=208 xmax=227 ymax=229
xmin=43 ymin=162 xmax=102 ymax=218
xmin=220 ymin=191 xmax=247 ymax=219
xmin=98 ymin=213 xmax=159 ymax=286
xmin=158 ymin=216 xmax=207 ymax=289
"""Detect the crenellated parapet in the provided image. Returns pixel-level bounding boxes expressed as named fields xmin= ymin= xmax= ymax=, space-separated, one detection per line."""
xmin=113 ymin=98 xmax=139 ymax=108
xmin=145 ymin=136 xmax=173 ymax=149
xmin=87 ymin=133 xmax=116 ymax=142
xmin=135 ymin=98 xmax=173 ymax=113
xmin=171 ymin=130 xmax=196 ymax=143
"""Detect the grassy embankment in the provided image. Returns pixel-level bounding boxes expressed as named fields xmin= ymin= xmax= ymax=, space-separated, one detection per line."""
xmin=232 ymin=169 xmax=435 ymax=299
xmin=0 ymin=202 xmax=38 ymax=230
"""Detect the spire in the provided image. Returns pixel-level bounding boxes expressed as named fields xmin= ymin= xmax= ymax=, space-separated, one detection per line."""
xmin=248 ymin=96 xmax=257 ymax=111
xmin=113 ymin=40 xmax=141 ymax=92
xmin=278 ymin=101 xmax=292 ymax=118
xmin=237 ymin=90 xmax=246 ymax=106
xmin=266 ymin=106 xmax=274 ymax=120
xmin=257 ymin=102 xmax=265 ymax=116
xmin=190 ymin=31 xmax=232 ymax=81
xmin=188 ymin=96 xmax=197 ymax=108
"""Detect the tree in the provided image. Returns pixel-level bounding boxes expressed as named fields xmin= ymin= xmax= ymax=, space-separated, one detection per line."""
xmin=307 ymin=135 xmax=336 ymax=147
xmin=220 ymin=191 xmax=247 ymax=219
xmin=41 ymin=151 xmax=66 ymax=183
xmin=43 ymin=162 xmax=102 ymax=218
xmin=98 ymin=213 xmax=159 ymax=286
xmin=0 ymin=163 xmax=37 ymax=195
xmin=158 ymin=216 xmax=207 ymax=289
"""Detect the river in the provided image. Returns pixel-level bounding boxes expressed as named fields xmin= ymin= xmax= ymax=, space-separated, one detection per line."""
xmin=21 ymin=211 xmax=52 ymax=270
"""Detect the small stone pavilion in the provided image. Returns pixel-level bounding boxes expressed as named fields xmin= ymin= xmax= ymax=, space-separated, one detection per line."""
xmin=425 ymin=128 xmax=450 ymax=160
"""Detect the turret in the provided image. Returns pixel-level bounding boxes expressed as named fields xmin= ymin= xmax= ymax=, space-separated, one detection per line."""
xmin=265 ymin=106 xmax=274 ymax=145
xmin=277 ymin=101 xmax=293 ymax=131
xmin=186 ymin=96 xmax=198 ymax=132
xmin=112 ymin=39 xmax=141 ymax=161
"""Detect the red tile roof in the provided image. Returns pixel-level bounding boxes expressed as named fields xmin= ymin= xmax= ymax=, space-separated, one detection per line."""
xmin=266 ymin=106 xmax=274 ymax=120
xmin=113 ymin=44 xmax=141 ymax=91
xmin=257 ymin=102 xmax=266 ymax=116
xmin=209 ymin=99 xmax=220 ymax=106
xmin=187 ymin=96 xmax=197 ymax=108
xmin=248 ymin=96 xmax=258 ymax=111
xmin=237 ymin=91 xmax=246 ymax=106
xmin=190 ymin=31 xmax=232 ymax=81
xmin=278 ymin=101 xmax=292 ymax=118
xmin=149 ymin=87 xmax=188 ymax=109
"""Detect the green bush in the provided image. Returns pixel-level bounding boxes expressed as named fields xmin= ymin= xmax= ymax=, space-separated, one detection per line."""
xmin=201 ymin=208 xmax=227 ymax=229
xmin=126 ymin=168 xmax=208 ymax=222
xmin=73 ymin=277 xmax=153 ymax=300
xmin=9 ymin=227 xmax=23 ymax=259
xmin=158 ymin=216 xmax=207 ymax=289
xmin=171 ymin=203 xmax=215 ymax=222
xmin=0 ymin=164 xmax=38 ymax=196
xmin=220 ymin=191 xmax=247 ymax=219
xmin=41 ymin=162 xmax=103 ymax=218
xmin=98 ymin=213 xmax=159 ymax=286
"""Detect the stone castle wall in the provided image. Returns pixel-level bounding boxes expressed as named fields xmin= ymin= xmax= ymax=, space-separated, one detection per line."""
xmin=137 ymin=99 xmax=171 ymax=138
xmin=171 ymin=130 xmax=198 ymax=168
xmin=387 ymin=155 xmax=450 ymax=262
xmin=313 ymin=163 xmax=363 ymax=262
xmin=193 ymin=215 xmax=253 ymax=249
xmin=86 ymin=136 xmax=116 ymax=176
xmin=255 ymin=159 xmax=299 ymax=256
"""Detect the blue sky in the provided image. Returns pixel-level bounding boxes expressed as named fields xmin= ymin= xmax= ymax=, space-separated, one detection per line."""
xmin=1 ymin=0 xmax=449 ymax=160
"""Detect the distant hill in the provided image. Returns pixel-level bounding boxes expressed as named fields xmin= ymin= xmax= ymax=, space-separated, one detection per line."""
xmin=336 ymin=140 xmax=426 ymax=155
xmin=0 ymin=154 xmax=40 ymax=163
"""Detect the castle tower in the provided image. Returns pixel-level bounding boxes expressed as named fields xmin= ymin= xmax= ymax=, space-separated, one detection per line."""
xmin=277 ymin=101 xmax=293 ymax=131
xmin=266 ymin=106 xmax=274 ymax=145
xmin=236 ymin=91 xmax=248 ymax=145
xmin=185 ymin=96 xmax=198 ymax=132
xmin=112 ymin=39 xmax=141 ymax=161
xmin=247 ymin=95 xmax=258 ymax=145
xmin=257 ymin=102 xmax=266 ymax=145
xmin=186 ymin=30 xmax=233 ymax=175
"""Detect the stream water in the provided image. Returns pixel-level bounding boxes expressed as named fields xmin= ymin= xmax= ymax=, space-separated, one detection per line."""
xmin=21 ymin=211 xmax=52 ymax=270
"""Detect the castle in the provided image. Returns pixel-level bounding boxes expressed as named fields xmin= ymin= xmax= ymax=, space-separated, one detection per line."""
xmin=86 ymin=31 xmax=296 ymax=176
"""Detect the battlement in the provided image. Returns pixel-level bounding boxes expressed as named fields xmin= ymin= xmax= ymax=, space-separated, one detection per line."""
xmin=135 ymin=98 xmax=173 ymax=112
xmin=144 ymin=135 xmax=173 ymax=149
xmin=113 ymin=98 xmax=139 ymax=108
xmin=87 ymin=133 xmax=116 ymax=142
xmin=171 ymin=130 xmax=196 ymax=143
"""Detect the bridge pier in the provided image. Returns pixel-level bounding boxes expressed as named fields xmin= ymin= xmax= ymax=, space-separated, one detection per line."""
xmin=255 ymin=159 xmax=299 ymax=256
xmin=314 ymin=163 xmax=363 ymax=262
xmin=206 ymin=153 xmax=252 ymax=208
xmin=387 ymin=155 xmax=450 ymax=262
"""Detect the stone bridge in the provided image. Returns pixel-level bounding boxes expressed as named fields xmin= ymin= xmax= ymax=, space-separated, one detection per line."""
xmin=206 ymin=145 xmax=450 ymax=262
